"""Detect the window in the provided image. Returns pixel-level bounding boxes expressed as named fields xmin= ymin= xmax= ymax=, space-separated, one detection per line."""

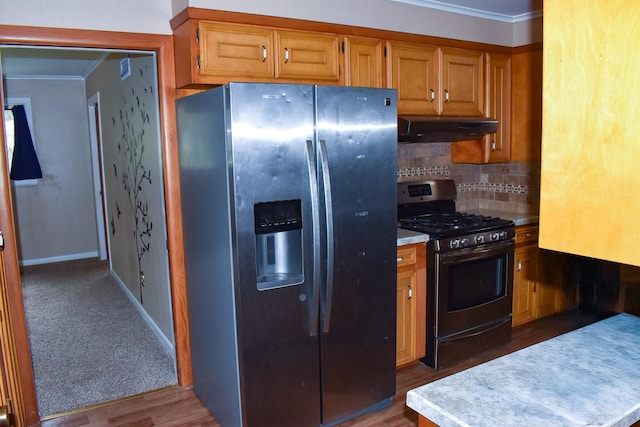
xmin=3 ymin=97 xmax=38 ymax=186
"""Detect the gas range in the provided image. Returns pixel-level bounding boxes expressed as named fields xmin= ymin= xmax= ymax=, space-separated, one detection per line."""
xmin=398 ymin=180 xmax=514 ymax=251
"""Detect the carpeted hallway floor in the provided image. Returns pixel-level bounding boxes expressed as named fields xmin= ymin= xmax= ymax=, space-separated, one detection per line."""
xmin=21 ymin=258 xmax=177 ymax=418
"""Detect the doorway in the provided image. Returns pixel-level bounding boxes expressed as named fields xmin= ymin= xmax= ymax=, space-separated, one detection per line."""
xmin=1 ymin=46 xmax=177 ymax=418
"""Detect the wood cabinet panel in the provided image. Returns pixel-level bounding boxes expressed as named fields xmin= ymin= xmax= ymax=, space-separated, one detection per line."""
xmin=274 ymin=30 xmax=340 ymax=81
xmin=540 ymin=0 xmax=640 ymax=266
xmin=387 ymin=41 xmax=440 ymax=115
xmin=511 ymin=49 xmax=542 ymax=162
xmin=344 ymin=36 xmax=384 ymax=88
xmin=451 ymin=52 xmax=510 ymax=164
xmin=199 ymin=21 xmax=274 ymax=79
xmin=396 ymin=243 xmax=426 ymax=368
xmin=512 ymin=224 xmax=563 ymax=327
xmin=440 ymin=48 xmax=484 ymax=116
xmin=175 ymin=20 xmax=340 ymax=87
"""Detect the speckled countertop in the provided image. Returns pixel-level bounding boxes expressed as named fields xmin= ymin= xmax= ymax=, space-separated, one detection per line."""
xmin=406 ymin=313 xmax=640 ymax=427
xmin=462 ymin=208 xmax=539 ymax=227
xmin=397 ymin=228 xmax=428 ymax=246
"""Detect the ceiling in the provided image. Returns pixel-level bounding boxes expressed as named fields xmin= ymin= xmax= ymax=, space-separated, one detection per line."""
xmin=1 ymin=1 xmax=542 ymax=79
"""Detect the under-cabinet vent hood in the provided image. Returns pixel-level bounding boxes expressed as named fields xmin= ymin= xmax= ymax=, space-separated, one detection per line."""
xmin=398 ymin=116 xmax=498 ymax=143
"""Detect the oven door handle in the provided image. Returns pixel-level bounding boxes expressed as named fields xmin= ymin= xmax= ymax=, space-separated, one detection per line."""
xmin=439 ymin=239 xmax=514 ymax=265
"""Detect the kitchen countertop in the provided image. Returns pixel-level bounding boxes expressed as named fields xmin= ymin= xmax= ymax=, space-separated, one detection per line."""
xmin=461 ymin=208 xmax=538 ymax=227
xmin=397 ymin=228 xmax=429 ymax=246
xmin=406 ymin=313 xmax=640 ymax=427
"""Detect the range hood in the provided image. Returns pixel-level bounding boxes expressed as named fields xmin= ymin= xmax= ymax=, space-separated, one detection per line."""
xmin=398 ymin=116 xmax=498 ymax=143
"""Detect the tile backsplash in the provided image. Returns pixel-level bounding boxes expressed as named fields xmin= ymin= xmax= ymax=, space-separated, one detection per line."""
xmin=397 ymin=142 xmax=540 ymax=214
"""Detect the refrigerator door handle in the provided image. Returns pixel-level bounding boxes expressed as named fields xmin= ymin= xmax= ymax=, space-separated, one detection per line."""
xmin=318 ymin=139 xmax=335 ymax=333
xmin=305 ymin=139 xmax=321 ymax=336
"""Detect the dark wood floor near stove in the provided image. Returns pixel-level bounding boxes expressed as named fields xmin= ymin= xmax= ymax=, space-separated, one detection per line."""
xmin=42 ymin=309 xmax=613 ymax=427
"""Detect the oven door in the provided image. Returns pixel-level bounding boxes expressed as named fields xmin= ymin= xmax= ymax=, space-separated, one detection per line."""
xmin=434 ymin=238 xmax=514 ymax=338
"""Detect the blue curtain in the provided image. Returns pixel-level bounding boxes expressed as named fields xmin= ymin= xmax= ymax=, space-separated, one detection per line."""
xmin=9 ymin=105 xmax=42 ymax=180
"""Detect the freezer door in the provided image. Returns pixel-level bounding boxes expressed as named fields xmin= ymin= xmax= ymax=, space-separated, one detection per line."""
xmin=315 ymin=86 xmax=398 ymax=425
xmin=227 ymin=83 xmax=322 ymax=427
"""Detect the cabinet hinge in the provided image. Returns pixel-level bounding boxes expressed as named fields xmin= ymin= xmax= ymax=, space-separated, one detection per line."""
xmin=384 ymin=46 xmax=387 ymax=57
xmin=195 ymin=27 xmax=200 ymax=43
xmin=341 ymin=41 xmax=345 ymax=53
xmin=196 ymin=55 xmax=201 ymax=70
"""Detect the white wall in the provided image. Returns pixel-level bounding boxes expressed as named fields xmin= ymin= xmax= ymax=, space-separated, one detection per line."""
xmin=4 ymin=78 xmax=99 ymax=264
xmin=0 ymin=0 xmax=542 ymax=46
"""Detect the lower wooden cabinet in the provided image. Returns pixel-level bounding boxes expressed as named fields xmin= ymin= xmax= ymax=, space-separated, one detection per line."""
xmin=396 ymin=243 xmax=426 ymax=367
xmin=512 ymin=224 xmax=564 ymax=326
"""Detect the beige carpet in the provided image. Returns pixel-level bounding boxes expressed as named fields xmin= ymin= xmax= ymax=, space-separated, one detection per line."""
xmin=21 ymin=258 xmax=176 ymax=417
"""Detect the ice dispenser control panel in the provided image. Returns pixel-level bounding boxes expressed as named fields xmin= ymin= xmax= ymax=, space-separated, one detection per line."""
xmin=254 ymin=200 xmax=302 ymax=234
xmin=254 ymin=200 xmax=304 ymax=291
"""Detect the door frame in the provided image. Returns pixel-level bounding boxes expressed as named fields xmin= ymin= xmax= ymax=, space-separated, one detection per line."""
xmin=0 ymin=25 xmax=191 ymax=426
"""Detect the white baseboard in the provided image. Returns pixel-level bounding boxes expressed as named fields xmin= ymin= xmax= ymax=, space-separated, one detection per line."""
xmin=20 ymin=251 xmax=99 ymax=267
xmin=109 ymin=270 xmax=177 ymax=368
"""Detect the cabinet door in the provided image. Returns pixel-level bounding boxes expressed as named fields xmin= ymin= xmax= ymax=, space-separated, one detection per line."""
xmin=511 ymin=49 xmax=542 ymax=162
xmin=440 ymin=48 xmax=484 ymax=116
xmin=387 ymin=41 xmax=440 ymax=115
xmin=275 ymin=30 xmax=340 ymax=82
xmin=344 ymin=36 xmax=384 ymax=88
xmin=512 ymin=245 xmax=538 ymax=327
xmin=484 ymin=52 xmax=511 ymax=162
xmin=450 ymin=52 xmax=511 ymax=164
xmin=198 ymin=21 xmax=274 ymax=79
xmin=396 ymin=268 xmax=417 ymax=367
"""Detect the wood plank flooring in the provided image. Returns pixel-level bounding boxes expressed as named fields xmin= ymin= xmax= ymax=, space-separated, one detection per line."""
xmin=41 ymin=309 xmax=613 ymax=427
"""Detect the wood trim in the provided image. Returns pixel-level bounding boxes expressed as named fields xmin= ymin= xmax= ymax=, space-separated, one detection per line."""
xmin=170 ymin=7 xmax=513 ymax=54
xmin=0 ymin=69 xmax=37 ymax=425
xmin=0 ymin=24 xmax=192 ymax=422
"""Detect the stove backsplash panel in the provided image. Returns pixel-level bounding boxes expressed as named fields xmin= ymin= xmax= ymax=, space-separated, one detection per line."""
xmin=397 ymin=142 xmax=540 ymax=214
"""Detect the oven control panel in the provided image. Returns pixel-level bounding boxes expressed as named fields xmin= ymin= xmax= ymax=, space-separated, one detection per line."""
xmin=436 ymin=228 xmax=515 ymax=252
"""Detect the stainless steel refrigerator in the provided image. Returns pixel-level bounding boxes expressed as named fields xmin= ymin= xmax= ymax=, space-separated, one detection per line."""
xmin=176 ymin=82 xmax=397 ymax=427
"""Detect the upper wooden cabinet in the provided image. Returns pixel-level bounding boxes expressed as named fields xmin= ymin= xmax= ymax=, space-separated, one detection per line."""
xmin=440 ymin=48 xmax=484 ymax=116
xmin=540 ymin=0 xmax=640 ymax=266
xmin=451 ymin=52 xmax=511 ymax=163
xmin=511 ymin=49 xmax=542 ymax=163
xmin=386 ymin=42 xmax=484 ymax=116
xmin=343 ymin=36 xmax=384 ymax=88
xmin=173 ymin=20 xmax=341 ymax=87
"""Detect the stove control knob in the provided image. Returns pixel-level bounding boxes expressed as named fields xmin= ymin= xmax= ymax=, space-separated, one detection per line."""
xmin=499 ymin=231 xmax=508 ymax=239
xmin=460 ymin=238 xmax=469 ymax=247
xmin=450 ymin=239 xmax=460 ymax=249
xmin=490 ymin=232 xmax=500 ymax=241
xmin=474 ymin=235 xmax=485 ymax=244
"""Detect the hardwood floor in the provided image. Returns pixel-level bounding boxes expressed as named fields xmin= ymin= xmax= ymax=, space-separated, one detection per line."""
xmin=41 ymin=309 xmax=613 ymax=427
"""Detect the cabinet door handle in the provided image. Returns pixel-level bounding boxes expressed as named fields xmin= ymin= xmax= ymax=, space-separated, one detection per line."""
xmin=524 ymin=232 xmax=533 ymax=237
xmin=408 ymin=286 xmax=413 ymax=299
xmin=397 ymin=257 xmax=404 ymax=263
xmin=262 ymin=45 xmax=267 ymax=62
xmin=429 ymin=89 xmax=435 ymax=102
xmin=517 ymin=260 xmax=522 ymax=271
xmin=284 ymin=47 xmax=289 ymax=63
xmin=491 ymin=139 xmax=497 ymax=151
xmin=444 ymin=89 xmax=449 ymax=103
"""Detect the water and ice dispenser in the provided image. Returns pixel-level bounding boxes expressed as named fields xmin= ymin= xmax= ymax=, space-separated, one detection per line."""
xmin=254 ymin=200 xmax=304 ymax=290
